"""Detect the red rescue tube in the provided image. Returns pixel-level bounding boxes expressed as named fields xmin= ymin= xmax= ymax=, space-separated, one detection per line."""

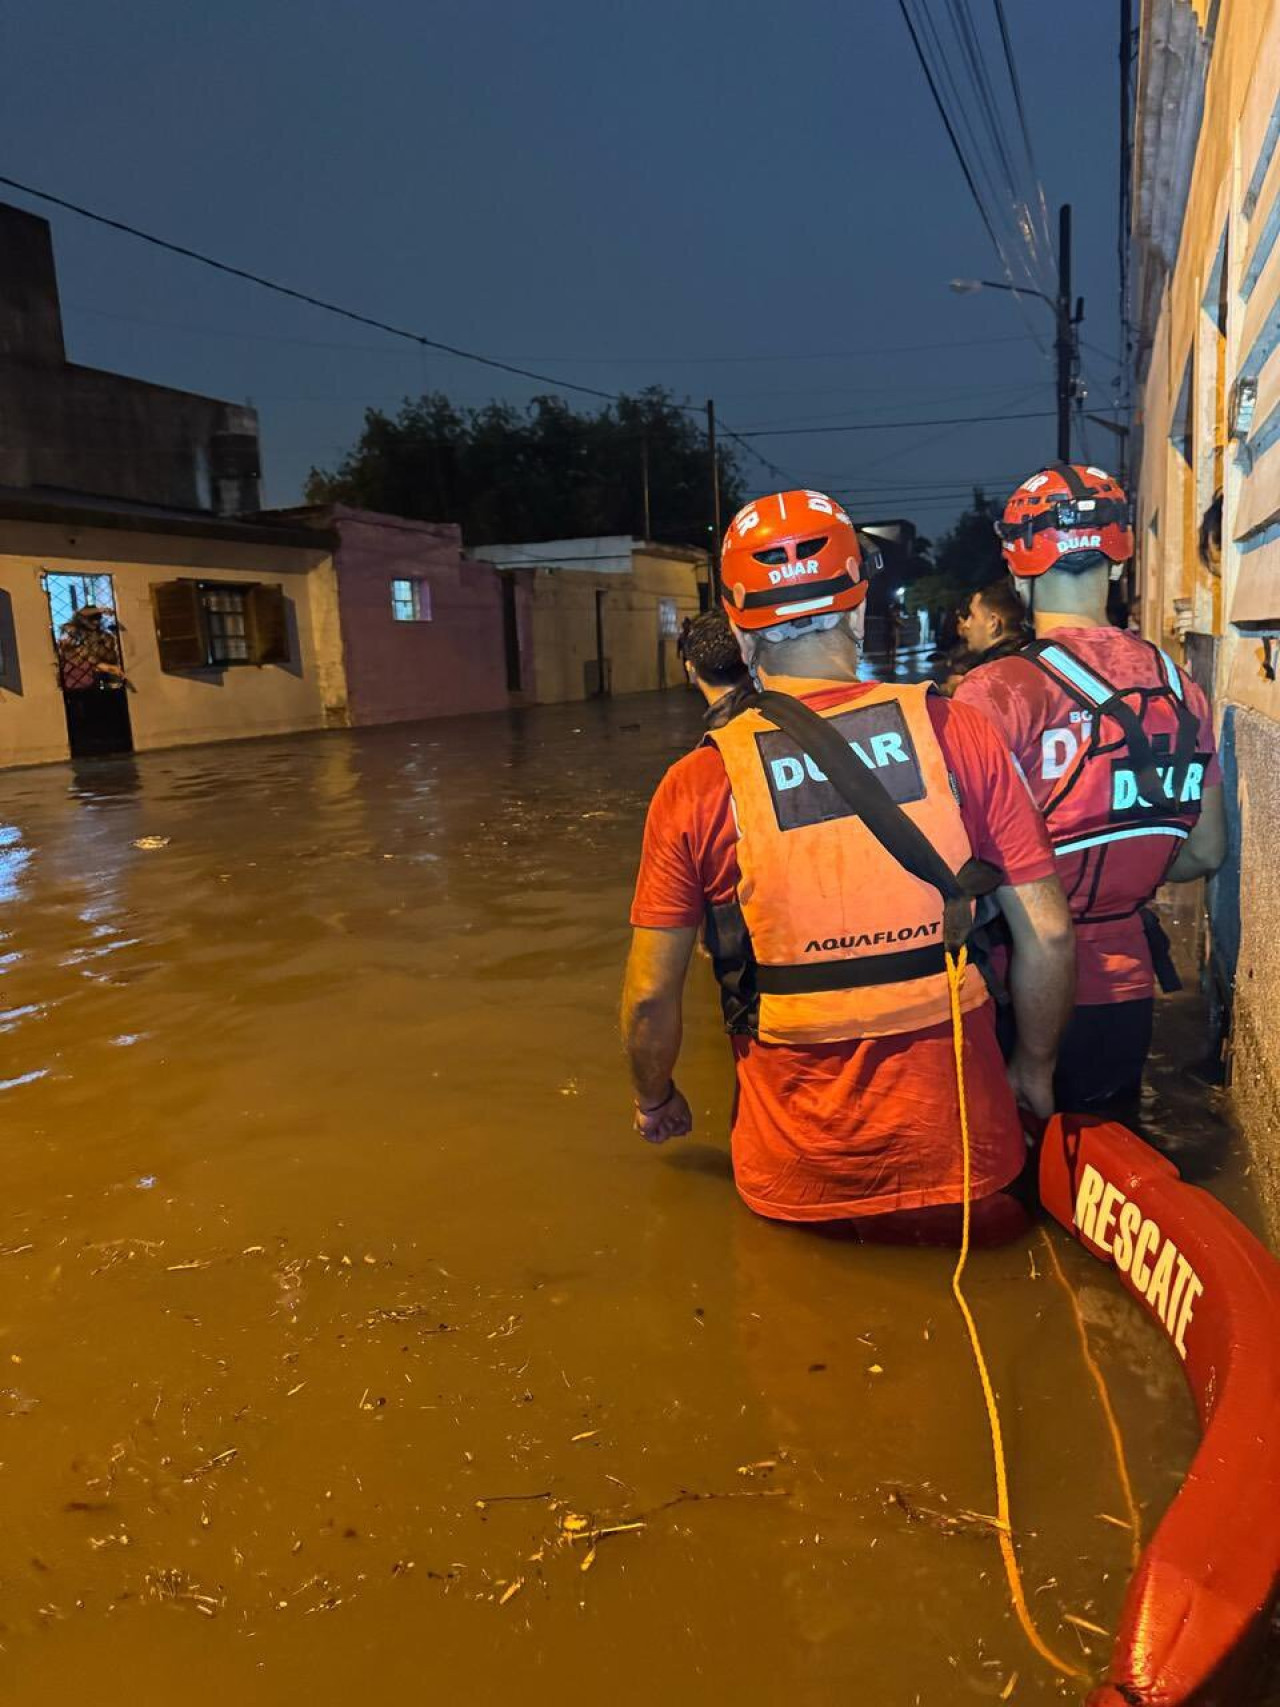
xmin=1040 ymin=1115 xmax=1280 ymax=1706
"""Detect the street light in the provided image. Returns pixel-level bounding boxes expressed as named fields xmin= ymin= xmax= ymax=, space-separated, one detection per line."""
xmin=948 ymin=204 xmax=1082 ymax=462
xmin=949 ymin=278 xmax=1054 ymax=309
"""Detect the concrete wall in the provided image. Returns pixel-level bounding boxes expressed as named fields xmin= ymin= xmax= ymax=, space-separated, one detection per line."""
xmin=1132 ymin=0 xmax=1280 ymax=1231
xmin=1222 ymin=705 xmax=1280 ymax=1227
xmin=0 ymin=202 xmax=261 ymax=514
xmin=0 ymin=518 xmax=341 ymax=766
xmin=328 ymin=508 xmax=532 ymax=725
xmin=523 ymin=549 xmax=703 ymax=704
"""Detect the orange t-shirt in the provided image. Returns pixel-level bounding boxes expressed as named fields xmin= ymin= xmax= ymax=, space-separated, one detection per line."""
xmin=630 ymin=686 xmax=1057 ymax=1223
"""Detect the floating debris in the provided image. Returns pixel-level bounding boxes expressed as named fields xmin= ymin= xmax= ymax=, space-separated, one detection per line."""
xmin=1063 ymin=1612 xmax=1109 ymax=1639
xmin=361 ymin=1305 xmax=454 ymax=1331
xmin=132 ymin=837 xmax=171 ymax=851
xmin=182 ymin=1448 xmax=237 ymax=1484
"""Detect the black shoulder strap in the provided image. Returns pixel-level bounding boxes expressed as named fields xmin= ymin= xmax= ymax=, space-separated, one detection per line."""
xmin=752 ymin=689 xmax=1000 ymax=953
xmin=1023 ymin=638 xmax=1200 ymax=810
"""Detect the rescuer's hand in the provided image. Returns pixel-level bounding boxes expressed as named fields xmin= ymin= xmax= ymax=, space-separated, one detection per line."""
xmin=633 ymin=1083 xmax=693 ymax=1144
xmin=1006 ymin=1048 xmax=1055 ymax=1120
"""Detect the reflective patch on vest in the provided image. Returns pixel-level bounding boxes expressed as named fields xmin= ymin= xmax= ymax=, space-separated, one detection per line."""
xmin=1110 ymin=755 xmax=1209 ymax=813
xmin=755 ymin=701 xmax=926 ymax=831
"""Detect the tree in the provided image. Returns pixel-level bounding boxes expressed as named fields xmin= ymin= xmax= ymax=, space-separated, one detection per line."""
xmin=902 ymin=489 xmax=1003 ymax=616
xmin=304 ymin=387 xmax=744 ymax=548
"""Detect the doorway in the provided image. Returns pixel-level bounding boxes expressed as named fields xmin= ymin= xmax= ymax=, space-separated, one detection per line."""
xmin=43 ymin=572 xmax=134 ymax=758
xmin=499 ymin=573 xmax=523 ymax=692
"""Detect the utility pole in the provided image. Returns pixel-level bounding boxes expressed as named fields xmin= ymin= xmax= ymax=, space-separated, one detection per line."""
xmin=1056 ymin=202 xmax=1076 ymax=462
xmin=707 ymin=398 xmax=722 ymax=600
xmin=640 ymin=435 xmax=652 ymax=540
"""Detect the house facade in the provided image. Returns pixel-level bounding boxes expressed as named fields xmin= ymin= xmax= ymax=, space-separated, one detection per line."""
xmin=1130 ymin=0 xmax=1280 ymax=1225
xmin=269 ymin=506 xmax=536 ymax=725
xmin=0 ymin=491 xmax=343 ymax=767
xmin=479 ymin=536 xmax=708 ymax=703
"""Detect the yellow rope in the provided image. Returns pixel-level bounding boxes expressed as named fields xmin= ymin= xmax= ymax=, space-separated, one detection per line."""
xmin=1040 ymin=1227 xmax=1143 ymax=1572
xmin=945 ymin=947 xmax=1089 ymax=1683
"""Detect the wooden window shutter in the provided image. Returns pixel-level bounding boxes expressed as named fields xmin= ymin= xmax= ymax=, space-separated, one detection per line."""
xmin=245 ymin=583 xmax=290 ymax=665
xmin=152 ymin=581 xmax=209 ymax=670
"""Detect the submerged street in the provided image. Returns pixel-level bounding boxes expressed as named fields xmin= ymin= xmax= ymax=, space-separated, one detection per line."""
xmin=0 ymin=694 xmax=1256 ymax=1704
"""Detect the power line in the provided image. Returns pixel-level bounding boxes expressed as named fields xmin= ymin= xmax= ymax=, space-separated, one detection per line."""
xmin=991 ymin=0 xmax=1054 ymax=267
xmin=61 ymin=298 xmax=1035 ymax=368
xmin=0 ymin=172 xmax=626 ymax=405
xmin=733 ymin=407 xmax=1057 ymax=441
xmin=895 ymin=1 xmax=1011 ymax=277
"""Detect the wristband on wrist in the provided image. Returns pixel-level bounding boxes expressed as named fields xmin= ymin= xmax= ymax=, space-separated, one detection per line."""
xmin=636 ymin=1081 xmax=675 ymax=1114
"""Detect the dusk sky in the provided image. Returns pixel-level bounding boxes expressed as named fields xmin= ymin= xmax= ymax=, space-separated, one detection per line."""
xmin=2 ymin=0 xmax=1124 ymax=537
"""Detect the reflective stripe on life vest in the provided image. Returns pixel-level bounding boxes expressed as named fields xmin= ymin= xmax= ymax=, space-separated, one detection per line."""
xmin=706 ymin=680 xmax=989 ymax=1044
xmin=1053 ymin=824 xmax=1191 ymax=857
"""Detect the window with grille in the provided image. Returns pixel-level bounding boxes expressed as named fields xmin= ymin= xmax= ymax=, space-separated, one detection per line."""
xmin=152 ymin=580 xmax=290 ymax=671
xmin=204 ymin=587 xmax=250 ymax=663
xmin=391 ymin=578 xmax=431 ymax=622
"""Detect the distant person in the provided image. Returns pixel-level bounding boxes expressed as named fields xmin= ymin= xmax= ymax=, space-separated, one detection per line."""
xmin=955 ymin=463 xmax=1226 ymax=1116
xmin=622 ymin=488 xmax=1073 ymax=1246
xmin=884 ymin=600 xmax=903 ymax=671
xmin=676 ymin=616 xmax=694 ymax=673
xmin=681 ymin=611 xmax=755 ymax=729
xmin=929 ymin=603 xmax=961 ymax=663
xmin=57 ymin=606 xmax=128 ymax=692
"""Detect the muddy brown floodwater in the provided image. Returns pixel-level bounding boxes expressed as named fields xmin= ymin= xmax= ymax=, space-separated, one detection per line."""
xmin=0 ymin=692 xmax=1265 ymax=1705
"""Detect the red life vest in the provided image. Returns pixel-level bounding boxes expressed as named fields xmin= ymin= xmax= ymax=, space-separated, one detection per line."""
xmin=1022 ymin=638 xmax=1207 ymax=924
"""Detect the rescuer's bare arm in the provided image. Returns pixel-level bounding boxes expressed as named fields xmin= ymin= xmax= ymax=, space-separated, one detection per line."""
xmin=621 ymin=925 xmax=698 ymax=1142
xmin=1166 ymin=784 xmax=1227 ymax=882
xmin=996 ymin=874 xmax=1076 ymax=1118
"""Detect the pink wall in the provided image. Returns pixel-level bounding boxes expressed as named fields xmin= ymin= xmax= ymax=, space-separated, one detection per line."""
xmin=331 ymin=507 xmax=533 ymax=725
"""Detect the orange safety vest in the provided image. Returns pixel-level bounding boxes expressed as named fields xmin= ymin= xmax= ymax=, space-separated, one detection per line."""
xmin=706 ymin=680 xmax=990 ymax=1045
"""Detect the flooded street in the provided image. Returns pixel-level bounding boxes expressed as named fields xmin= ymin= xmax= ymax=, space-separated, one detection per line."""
xmin=0 ymin=693 xmax=1244 ymax=1704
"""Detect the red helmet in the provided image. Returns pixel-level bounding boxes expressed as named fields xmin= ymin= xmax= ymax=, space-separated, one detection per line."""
xmin=996 ymin=463 xmax=1134 ymax=577
xmin=721 ymin=490 xmax=871 ymax=631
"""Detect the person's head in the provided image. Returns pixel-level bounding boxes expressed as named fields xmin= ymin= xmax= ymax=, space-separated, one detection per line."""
xmin=995 ymin=463 xmax=1133 ymax=620
xmin=73 ymin=605 xmax=107 ymax=628
xmin=682 ymin=611 xmax=749 ymax=705
xmin=719 ymin=489 xmax=876 ymax=682
xmin=958 ymin=578 xmax=1027 ymax=655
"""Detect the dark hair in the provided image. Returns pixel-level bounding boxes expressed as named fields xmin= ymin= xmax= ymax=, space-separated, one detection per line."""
xmin=973 ymin=577 xmax=1029 ymax=635
xmin=683 ymin=612 xmax=748 ymax=686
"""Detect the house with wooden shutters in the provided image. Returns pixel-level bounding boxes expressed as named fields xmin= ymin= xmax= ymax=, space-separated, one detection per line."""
xmin=0 ymin=488 xmax=347 ymax=767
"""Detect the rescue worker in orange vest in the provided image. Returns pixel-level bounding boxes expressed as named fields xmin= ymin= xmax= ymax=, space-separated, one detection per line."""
xmin=622 ymin=490 xmax=1076 ymax=1244
xmin=954 ymin=464 xmax=1227 ymax=1115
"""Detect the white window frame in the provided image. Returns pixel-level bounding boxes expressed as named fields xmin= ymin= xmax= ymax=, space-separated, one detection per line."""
xmin=391 ymin=578 xmax=432 ymax=623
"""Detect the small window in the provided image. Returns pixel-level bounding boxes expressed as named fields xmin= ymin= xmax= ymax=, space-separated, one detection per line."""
xmin=391 ymin=578 xmax=431 ymax=622
xmin=205 ymin=586 xmax=250 ymax=663
xmin=152 ymin=580 xmax=291 ymax=671
xmin=658 ymin=598 xmax=679 ymax=637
